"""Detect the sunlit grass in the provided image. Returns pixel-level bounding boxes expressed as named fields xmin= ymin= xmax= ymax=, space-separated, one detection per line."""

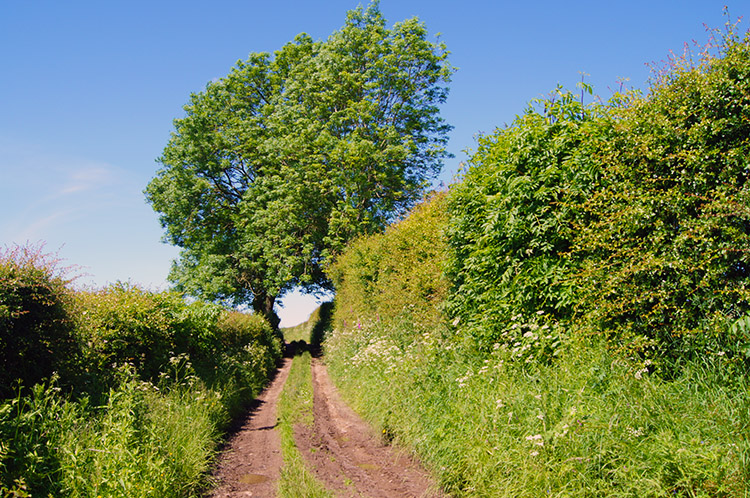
xmin=325 ymin=320 xmax=750 ymax=497
xmin=282 ymin=322 xmax=312 ymax=343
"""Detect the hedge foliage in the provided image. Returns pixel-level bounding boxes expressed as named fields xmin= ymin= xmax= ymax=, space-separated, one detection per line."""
xmin=573 ymin=28 xmax=750 ymax=364
xmin=441 ymin=27 xmax=750 ymax=368
xmin=445 ymin=87 xmax=614 ymax=355
xmin=0 ymin=246 xmax=78 ymax=398
xmin=325 ymin=25 xmax=750 ymax=496
xmin=0 ymin=245 xmax=282 ymax=496
xmin=329 ymin=191 xmax=449 ymax=337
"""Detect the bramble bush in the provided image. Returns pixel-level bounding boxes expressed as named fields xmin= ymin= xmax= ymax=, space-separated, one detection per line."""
xmin=0 ymin=245 xmax=79 ymax=398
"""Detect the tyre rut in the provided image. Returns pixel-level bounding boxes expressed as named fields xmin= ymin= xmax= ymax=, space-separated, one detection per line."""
xmin=207 ymin=348 xmax=443 ymax=497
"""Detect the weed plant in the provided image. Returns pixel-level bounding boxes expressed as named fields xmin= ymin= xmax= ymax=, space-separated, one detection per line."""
xmin=326 ymin=319 xmax=749 ymax=496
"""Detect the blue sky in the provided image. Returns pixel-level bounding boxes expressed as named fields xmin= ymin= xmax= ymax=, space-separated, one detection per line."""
xmin=1 ymin=0 xmax=746 ymax=326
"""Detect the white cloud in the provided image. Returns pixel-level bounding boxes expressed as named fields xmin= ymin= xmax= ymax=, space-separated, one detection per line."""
xmin=0 ymin=138 xmax=135 ymax=247
xmin=59 ymin=166 xmax=119 ymax=195
xmin=277 ymin=288 xmax=334 ymax=328
xmin=11 ymin=209 xmax=77 ymax=243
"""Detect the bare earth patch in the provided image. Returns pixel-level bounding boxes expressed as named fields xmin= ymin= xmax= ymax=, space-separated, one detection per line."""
xmin=207 ymin=357 xmax=292 ymax=498
xmin=207 ymin=352 xmax=443 ymax=497
xmin=294 ymin=357 xmax=444 ymax=498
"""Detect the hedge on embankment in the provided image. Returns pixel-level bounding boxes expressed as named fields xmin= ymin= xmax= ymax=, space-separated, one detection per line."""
xmin=0 ymin=245 xmax=282 ymax=497
xmin=324 ymin=26 xmax=750 ymax=497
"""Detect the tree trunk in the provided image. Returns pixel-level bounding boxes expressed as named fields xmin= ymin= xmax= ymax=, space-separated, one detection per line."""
xmin=253 ymin=291 xmax=281 ymax=332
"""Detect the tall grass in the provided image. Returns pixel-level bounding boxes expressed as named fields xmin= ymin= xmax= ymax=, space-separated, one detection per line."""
xmin=0 ymin=370 xmax=227 ymax=497
xmin=0 ymin=247 xmax=282 ymax=496
xmin=325 ymin=321 xmax=749 ymax=496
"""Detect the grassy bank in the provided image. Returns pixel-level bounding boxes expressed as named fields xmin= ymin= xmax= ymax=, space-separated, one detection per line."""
xmin=325 ymin=322 xmax=749 ymax=496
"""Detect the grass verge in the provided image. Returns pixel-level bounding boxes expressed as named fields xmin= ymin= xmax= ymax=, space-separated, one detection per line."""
xmin=325 ymin=319 xmax=750 ymax=497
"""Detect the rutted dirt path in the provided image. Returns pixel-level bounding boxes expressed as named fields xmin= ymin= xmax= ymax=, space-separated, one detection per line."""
xmin=207 ymin=349 xmax=444 ymax=498
xmin=295 ymin=357 xmax=444 ymax=497
xmin=208 ymin=357 xmax=292 ymax=498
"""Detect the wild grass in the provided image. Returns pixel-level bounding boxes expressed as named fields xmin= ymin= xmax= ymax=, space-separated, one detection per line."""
xmin=0 ymin=248 xmax=282 ymax=497
xmin=0 ymin=370 xmax=227 ymax=497
xmin=276 ymin=349 xmax=333 ymax=498
xmin=325 ymin=320 xmax=750 ymax=497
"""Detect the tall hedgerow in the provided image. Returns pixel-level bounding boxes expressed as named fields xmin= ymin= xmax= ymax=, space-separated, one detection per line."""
xmin=444 ymin=87 xmax=616 ymax=356
xmin=74 ymin=284 xmax=282 ymax=407
xmin=0 ymin=245 xmax=79 ymax=398
xmin=572 ymin=26 xmax=750 ymax=366
xmin=329 ymin=192 xmax=449 ymax=339
xmin=323 ymin=20 xmax=750 ymax=498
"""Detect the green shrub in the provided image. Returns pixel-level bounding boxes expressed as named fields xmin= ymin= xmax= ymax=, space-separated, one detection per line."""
xmin=329 ymin=192 xmax=449 ymax=339
xmin=444 ymin=88 xmax=615 ymax=356
xmin=0 ymin=258 xmax=282 ymax=495
xmin=74 ymin=283 xmax=187 ymax=390
xmin=74 ymin=285 xmax=281 ymax=401
xmin=572 ymin=28 xmax=750 ymax=365
xmin=209 ymin=311 xmax=282 ymax=418
xmin=0 ymin=245 xmax=79 ymax=398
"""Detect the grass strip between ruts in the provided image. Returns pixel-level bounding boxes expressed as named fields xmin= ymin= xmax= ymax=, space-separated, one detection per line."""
xmin=276 ymin=350 xmax=333 ymax=498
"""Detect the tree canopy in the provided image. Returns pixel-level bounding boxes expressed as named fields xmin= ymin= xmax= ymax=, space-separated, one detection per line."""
xmin=145 ymin=2 xmax=453 ymax=328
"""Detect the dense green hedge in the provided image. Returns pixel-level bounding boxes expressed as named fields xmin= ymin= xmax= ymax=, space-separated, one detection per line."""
xmin=0 ymin=246 xmax=78 ymax=398
xmin=329 ymin=191 xmax=449 ymax=338
xmin=73 ymin=284 xmax=281 ymax=403
xmin=445 ymin=88 xmax=614 ymax=357
xmin=573 ymin=29 xmax=750 ymax=365
xmin=444 ymin=27 xmax=750 ymax=368
xmin=0 ymin=246 xmax=282 ymax=497
xmin=324 ymin=26 xmax=750 ymax=497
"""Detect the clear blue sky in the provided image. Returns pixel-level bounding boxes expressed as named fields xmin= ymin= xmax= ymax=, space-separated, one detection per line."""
xmin=1 ymin=0 xmax=746 ymax=326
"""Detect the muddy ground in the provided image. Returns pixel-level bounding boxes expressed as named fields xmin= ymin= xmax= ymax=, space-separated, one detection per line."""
xmin=206 ymin=349 xmax=443 ymax=497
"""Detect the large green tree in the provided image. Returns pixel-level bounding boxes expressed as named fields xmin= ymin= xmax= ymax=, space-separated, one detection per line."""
xmin=145 ymin=3 xmax=453 ymax=328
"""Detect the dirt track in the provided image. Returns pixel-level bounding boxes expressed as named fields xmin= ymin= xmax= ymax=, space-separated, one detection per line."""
xmin=209 ymin=358 xmax=292 ymax=498
xmin=207 ymin=351 xmax=443 ymax=497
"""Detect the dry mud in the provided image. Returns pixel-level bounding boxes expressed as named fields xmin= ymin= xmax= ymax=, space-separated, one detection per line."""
xmin=207 ymin=351 xmax=443 ymax=497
